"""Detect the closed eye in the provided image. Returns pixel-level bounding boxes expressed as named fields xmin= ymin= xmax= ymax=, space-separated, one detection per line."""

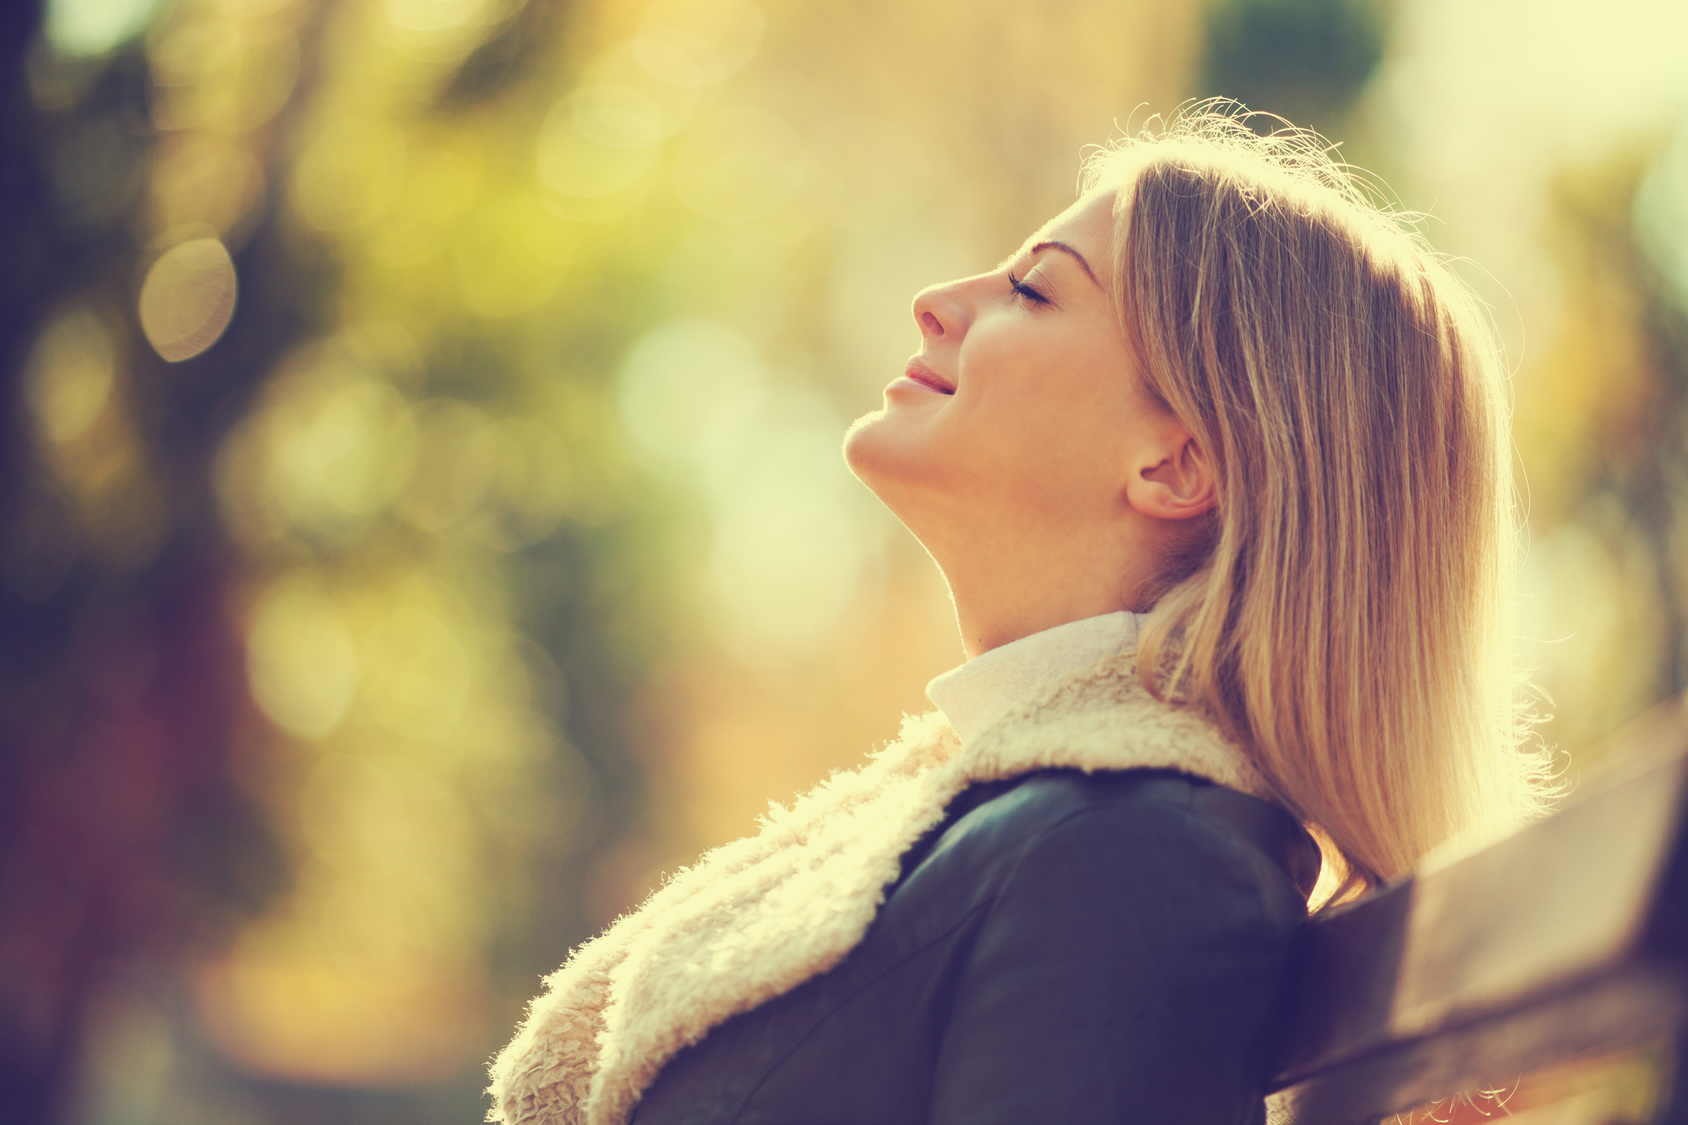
xmin=1007 ymin=271 xmax=1050 ymax=306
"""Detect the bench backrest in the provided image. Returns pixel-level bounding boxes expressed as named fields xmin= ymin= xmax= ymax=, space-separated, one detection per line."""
xmin=1267 ymin=704 xmax=1688 ymax=1125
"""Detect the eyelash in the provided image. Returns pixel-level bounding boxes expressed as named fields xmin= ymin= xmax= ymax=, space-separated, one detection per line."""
xmin=1006 ymin=271 xmax=1049 ymax=306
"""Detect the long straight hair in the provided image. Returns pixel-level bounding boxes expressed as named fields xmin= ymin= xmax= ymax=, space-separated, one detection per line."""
xmin=1086 ymin=107 xmax=1557 ymax=897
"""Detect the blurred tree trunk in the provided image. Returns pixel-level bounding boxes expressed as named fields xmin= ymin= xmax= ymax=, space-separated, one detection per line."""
xmin=0 ymin=1 xmax=314 ymax=1116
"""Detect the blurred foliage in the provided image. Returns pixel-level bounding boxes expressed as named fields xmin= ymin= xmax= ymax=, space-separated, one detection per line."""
xmin=1 ymin=0 xmax=667 ymax=1118
xmin=0 ymin=0 xmax=1683 ymax=1121
xmin=1200 ymin=0 xmax=1387 ymax=133
xmin=1513 ymin=132 xmax=1688 ymax=759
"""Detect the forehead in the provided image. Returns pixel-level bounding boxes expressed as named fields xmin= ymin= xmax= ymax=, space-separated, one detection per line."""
xmin=1020 ymin=189 xmax=1117 ymax=258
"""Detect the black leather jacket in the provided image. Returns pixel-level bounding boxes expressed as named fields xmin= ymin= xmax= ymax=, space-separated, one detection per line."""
xmin=630 ymin=768 xmax=1320 ymax=1125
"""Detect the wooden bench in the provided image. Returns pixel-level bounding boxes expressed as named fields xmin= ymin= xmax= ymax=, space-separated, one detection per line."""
xmin=1267 ymin=701 xmax=1688 ymax=1125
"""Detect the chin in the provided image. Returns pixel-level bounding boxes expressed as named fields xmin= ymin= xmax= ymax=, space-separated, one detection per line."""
xmin=844 ymin=403 xmax=949 ymax=515
xmin=842 ymin=407 xmax=896 ymax=485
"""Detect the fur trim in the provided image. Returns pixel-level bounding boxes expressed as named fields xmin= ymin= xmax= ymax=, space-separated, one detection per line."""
xmin=488 ymin=651 xmax=1270 ymax=1125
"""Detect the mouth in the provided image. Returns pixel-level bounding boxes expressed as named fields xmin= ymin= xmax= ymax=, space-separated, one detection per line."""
xmin=902 ymin=356 xmax=955 ymax=395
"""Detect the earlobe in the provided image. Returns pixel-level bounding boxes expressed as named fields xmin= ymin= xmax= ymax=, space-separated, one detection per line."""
xmin=1126 ymin=437 xmax=1217 ymax=521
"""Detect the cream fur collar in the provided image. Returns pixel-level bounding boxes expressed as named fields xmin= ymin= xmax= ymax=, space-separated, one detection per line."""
xmin=487 ymin=649 xmax=1272 ymax=1125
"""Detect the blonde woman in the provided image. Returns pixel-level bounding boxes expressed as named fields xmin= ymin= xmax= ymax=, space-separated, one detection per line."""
xmin=490 ymin=106 xmax=1556 ymax=1125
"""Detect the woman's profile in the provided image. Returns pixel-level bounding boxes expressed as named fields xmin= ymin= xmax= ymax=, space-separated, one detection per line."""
xmin=488 ymin=103 xmax=1557 ymax=1125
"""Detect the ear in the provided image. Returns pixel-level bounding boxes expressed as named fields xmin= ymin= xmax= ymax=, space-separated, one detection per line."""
xmin=1124 ymin=428 xmax=1217 ymax=521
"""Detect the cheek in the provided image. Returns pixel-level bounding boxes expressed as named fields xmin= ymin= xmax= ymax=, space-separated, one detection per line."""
xmin=845 ymin=317 xmax=1137 ymax=520
xmin=953 ymin=333 xmax=1133 ymax=502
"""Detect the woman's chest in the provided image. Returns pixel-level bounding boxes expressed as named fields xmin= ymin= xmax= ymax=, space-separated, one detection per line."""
xmin=628 ymin=871 xmax=993 ymax=1125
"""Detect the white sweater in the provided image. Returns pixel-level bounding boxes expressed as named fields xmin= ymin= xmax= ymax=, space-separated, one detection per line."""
xmin=926 ymin=611 xmax=1145 ymax=746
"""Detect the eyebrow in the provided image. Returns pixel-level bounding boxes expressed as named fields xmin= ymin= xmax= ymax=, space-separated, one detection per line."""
xmin=1029 ymin=240 xmax=1101 ymax=288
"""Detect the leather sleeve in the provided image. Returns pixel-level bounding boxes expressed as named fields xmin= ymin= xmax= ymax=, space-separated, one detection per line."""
xmin=927 ymin=797 xmax=1302 ymax=1125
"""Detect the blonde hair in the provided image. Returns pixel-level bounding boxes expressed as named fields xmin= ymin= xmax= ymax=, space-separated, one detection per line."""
xmin=1085 ymin=105 xmax=1557 ymax=898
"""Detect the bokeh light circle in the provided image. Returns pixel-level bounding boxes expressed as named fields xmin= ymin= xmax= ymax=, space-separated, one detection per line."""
xmin=671 ymin=106 xmax=808 ymax=223
xmin=632 ymin=0 xmax=766 ymax=87
xmin=25 ymin=305 xmax=116 ymax=443
xmin=138 ymin=237 xmax=238 ymax=362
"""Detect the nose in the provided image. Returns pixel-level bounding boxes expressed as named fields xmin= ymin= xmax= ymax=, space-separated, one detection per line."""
xmin=911 ymin=278 xmax=970 ymax=342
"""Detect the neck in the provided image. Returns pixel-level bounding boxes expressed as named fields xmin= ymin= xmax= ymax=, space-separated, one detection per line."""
xmin=885 ymin=498 xmax=1162 ymax=658
xmin=941 ymin=554 xmax=1147 ymax=658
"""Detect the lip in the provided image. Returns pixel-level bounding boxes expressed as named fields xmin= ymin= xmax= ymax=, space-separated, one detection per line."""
xmin=897 ymin=355 xmax=955 ymax=395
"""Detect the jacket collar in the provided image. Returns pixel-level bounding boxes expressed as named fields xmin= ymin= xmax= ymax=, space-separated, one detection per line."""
xmin=488 ymin=648 xmax=1274 ymax=1125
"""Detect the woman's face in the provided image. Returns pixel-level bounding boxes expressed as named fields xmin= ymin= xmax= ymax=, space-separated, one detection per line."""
xmin=845 ymin=188 xmax=1196 ymax=600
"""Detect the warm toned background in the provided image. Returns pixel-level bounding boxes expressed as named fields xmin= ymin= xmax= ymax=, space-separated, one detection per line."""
xmin=1 ymin=0 xmax=1685 ymax=1120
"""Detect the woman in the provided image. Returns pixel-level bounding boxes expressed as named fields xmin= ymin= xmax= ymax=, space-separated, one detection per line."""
xmin=489 ymin=107 xmax=1556 ymax=1125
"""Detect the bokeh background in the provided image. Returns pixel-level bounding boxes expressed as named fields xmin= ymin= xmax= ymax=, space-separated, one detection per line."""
xmin=1 ymin=0 xmax=1685 ymax=1120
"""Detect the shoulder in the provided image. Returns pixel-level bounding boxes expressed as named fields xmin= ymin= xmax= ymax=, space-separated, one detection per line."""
xmin=896 ymin=769 xmax=1314 ymax=932
xmin=915 ymin=772 xmax=1316 ymax=1125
